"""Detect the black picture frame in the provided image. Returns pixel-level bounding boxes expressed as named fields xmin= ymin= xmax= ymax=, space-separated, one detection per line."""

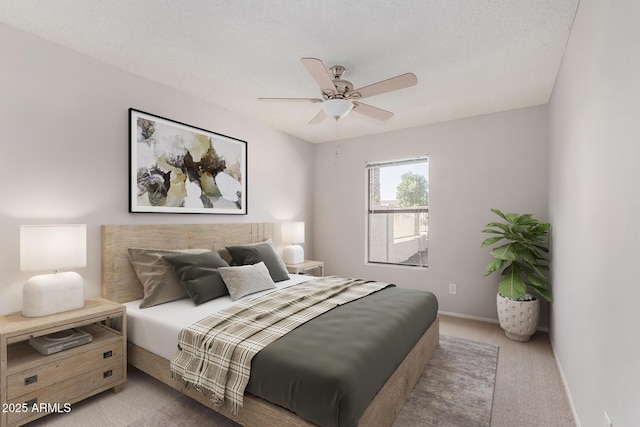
xmin=129 ymin=109 xmax=247 ymax=214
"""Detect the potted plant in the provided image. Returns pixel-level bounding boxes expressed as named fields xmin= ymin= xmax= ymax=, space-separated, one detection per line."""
xmin=481 ymin=208 xmax=551 ymax=341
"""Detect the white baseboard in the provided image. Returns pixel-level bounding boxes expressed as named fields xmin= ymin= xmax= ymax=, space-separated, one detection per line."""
xmin=548 ymin=332 xmax=581 ymax=427
xmin=438 ymin=310 xmax=499 ymax=324
xmin=438 ymin=310 xmax=549 ymax=332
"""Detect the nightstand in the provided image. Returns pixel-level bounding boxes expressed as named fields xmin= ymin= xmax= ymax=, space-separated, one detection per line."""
xmin=285 ymin=260 xmax=324 ymax=277
xmin=0 ymin=297 xmax=126 ymax=427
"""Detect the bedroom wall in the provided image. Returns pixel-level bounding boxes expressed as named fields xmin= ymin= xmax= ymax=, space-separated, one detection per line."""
xmin=548 ymin=0 xmax=640 ymax=425
xmin=313 ymin=105 xmax=549 ymax=323
xmin=0 ymin=24 xmax=314 ymax=315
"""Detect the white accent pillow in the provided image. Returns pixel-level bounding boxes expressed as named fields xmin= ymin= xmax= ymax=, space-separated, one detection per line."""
xmin=218 ymin=261 xmax=276 ymax=301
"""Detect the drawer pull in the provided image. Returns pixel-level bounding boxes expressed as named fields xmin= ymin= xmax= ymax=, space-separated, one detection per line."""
xmin=24 ymin=375 xmax=38 ymax=386
xmin=25 ymin=398 xmax=37 ymax=406
xmin=103 ymin=370 xmax=113 ymax=379
xmin=103 ymin=350 xmax=113 ymax=359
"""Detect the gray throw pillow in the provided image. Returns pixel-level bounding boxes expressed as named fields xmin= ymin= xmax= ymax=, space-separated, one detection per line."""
xmin=163 ymin=251 xmax=230 ymax=305
xmin=128 ymin=248 xmax=209 ymax=308
xmin=218 ymin=262 xmax=276 ymax=301
xmin=225 ymin=240 xmax=290 ymax=282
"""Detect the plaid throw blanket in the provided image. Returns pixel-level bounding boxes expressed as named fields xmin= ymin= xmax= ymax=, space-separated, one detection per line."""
xmin=170 ymin=276 xmax=392 ymax=415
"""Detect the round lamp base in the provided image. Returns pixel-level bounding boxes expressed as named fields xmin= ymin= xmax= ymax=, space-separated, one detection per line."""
xmin=282 ymin=245 xmax=304 ymax=265
xmin=23 ymin=271 xmax=85 ymax=317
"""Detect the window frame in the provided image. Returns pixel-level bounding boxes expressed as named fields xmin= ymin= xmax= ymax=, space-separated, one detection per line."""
xmin=365 ymin=156 xmax=429 ymax=268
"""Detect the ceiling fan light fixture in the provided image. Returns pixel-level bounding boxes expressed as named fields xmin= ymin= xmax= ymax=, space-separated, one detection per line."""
xmin=322 ymin=98 xmax=354 ymax=120
xmin=260 ymin=58 xmax=417 ymax=125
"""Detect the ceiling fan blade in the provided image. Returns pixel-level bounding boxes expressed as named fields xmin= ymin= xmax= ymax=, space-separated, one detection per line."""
xmin=301 ymin=57 xmax=336 ymax=95
xmin=258 ymin=97 xmax=323 ymax=103
xmin=352 ymin=101 xmax=394 ymax=121
xmin=308 ymin=109 xmax=328 ymax=125
xmin=351 ymin=73 xmax=417 ymax=99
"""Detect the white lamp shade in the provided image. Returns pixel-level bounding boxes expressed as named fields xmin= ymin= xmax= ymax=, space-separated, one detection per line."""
xmin=20 ymin=224 xmax=87 ymax=272
xmin=281 ymin=222 xmax=305 ymax=244
xmin=322 ymin=99 xmax=354 ymax=120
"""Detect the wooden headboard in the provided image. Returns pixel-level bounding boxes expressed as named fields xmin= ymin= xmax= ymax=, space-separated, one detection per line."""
xmin=101 ymin=223 xmax=274 ymax=303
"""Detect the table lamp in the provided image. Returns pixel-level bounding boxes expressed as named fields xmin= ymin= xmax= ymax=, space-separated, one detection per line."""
xmin=20 ymin=224 xmax=87 ymax=317
xmin=281 ymin=222 xmax=305 ymax=264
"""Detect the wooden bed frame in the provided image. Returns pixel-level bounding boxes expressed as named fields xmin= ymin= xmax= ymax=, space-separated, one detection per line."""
xmin=101 ymin=223 xmax=439 ymax=427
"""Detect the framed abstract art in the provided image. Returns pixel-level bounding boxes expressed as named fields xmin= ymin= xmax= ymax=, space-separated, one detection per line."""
xmin=129 ymin=109 xmax=247 ymax=214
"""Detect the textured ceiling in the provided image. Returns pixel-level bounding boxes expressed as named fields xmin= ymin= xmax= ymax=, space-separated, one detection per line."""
xmin=0 ymin=1 xmax=579 ymax=143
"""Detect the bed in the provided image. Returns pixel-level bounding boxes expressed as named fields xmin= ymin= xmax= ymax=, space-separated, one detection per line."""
xmin=101 ymin=223 xmax=439 ymax=427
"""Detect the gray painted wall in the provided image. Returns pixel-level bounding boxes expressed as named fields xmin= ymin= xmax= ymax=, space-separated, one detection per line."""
xmin=0 ymin=24 xmax=314 ymax=314
xmin=548 ymin=0 xmax=640 ymax=425
xmin=313 ymin=105 xmax=549 ymax=323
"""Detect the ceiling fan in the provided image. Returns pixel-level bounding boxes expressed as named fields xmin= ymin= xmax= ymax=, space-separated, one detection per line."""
xmin=258 ymin=57 xmax=418 ymax=124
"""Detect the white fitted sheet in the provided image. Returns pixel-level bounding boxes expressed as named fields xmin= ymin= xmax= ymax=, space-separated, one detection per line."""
xmin=125 ymin=274 xmax=315 ymax=360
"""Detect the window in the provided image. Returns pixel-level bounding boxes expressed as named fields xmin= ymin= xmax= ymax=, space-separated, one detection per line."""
xmin=366 ymin=156 xmax=429 ymax=267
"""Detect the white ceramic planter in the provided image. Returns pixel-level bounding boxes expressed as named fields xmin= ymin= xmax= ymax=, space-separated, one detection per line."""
xmin=496 ymin=293 xmax=540 ymax=341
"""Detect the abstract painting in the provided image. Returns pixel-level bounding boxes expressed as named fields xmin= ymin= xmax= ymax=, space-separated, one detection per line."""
xmin=129 ymin=109 xmax=247 ymax=214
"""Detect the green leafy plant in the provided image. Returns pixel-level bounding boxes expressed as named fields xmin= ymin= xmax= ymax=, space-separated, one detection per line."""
xmin=481 ymin=208 xmax=551 ymax=302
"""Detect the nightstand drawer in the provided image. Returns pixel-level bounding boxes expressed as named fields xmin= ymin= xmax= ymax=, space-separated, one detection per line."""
xmin=6 ymin=361 xmax=124 ymax=425
xmin=7 ymin=341 xmax=124 ymax=399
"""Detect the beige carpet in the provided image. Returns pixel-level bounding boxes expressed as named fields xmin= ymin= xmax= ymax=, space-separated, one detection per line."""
xmin=127 ymin=335 xmax=498 ymax=427
xmin=439 ymin=315 xmax=576 ymax=427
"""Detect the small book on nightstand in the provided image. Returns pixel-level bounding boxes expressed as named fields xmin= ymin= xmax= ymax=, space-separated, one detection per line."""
xmin=29 ymin=328 xmax=93 ymax=355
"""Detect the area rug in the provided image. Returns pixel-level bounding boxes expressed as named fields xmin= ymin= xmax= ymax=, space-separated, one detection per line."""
xmin=131 ymin=335 xmax=498 ymax=427
xmin=393 ymin=335 xmax=498 ymax=427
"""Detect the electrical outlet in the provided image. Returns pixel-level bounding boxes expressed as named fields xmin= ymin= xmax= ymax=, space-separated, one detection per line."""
xmin=448 ymin=283 xmax=457 ymax=294
xmin=604 ymin=411 xmax=612 ymax=427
